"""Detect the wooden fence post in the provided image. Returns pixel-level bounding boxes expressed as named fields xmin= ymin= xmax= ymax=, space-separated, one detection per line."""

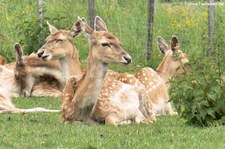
xmin=146 ymin=0 xmax=155 ymax=61
xmin=88 ymin=0 xmax=95 ymax=29
xmin=37 ymin=0 xmax=43 ymax=28
xmin=37 ymin=0 xmax=43 ymax=45
xmin=208 ymin=0 xmax=215 ymax=58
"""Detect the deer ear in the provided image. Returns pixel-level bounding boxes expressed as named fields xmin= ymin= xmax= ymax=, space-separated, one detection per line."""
xmin=70 ymin=20 xmax=82 ymax=38
xmin=94 ymin=16 xmax=108 ymax=32
xmin=47 ymin=21 xmax=58 ymax=34
xmin=14 ymin=43 xmax=24 ymax=66
xmin=157 ymin=36 xmax=169 ymax=54
xmin=79 ymin=17 xmax=94 ymax=37
xmin=171 ymin=36 xmax=179 ymax=53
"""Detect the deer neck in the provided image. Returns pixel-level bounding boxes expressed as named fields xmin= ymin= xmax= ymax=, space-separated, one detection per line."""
xmin=156 ymin=57 xmax=174 ymax=85
xmin=79 ymin=55 xmax=107 ymax=104
xmin=59 ymin=47 xmax=82 ymax=80
xmin=72 ymin=51 xmax=108 ymax=121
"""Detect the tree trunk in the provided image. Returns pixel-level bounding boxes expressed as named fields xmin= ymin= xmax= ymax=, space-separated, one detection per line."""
xmin=146 ymin=0 xmax=155 ymax=61
xmin=88 ymin=0 xmax=95 ymax=29
xmin=208 ymin=0 xmax=215 ymax=58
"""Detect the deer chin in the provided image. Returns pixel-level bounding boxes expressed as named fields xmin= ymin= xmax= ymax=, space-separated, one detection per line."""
xmin=41 ymin=55 xmax=52 ymax=61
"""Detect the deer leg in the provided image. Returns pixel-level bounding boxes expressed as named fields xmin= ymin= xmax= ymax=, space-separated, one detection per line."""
xmin=165 ymin=102 xmax=177 ymax=115
xmin=105 ymin=112 xmax=127 ymax=125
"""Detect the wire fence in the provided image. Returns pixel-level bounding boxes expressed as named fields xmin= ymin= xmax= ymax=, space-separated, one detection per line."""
xmin=0 ymin=0 xmax=224 ymax=64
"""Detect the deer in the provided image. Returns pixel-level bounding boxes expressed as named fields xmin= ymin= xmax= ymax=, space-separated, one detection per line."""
xmin=0 ymin=43 xmax=62 ymax=113
xmin=37 ymin=17 xmax=156 ymax=125
xmin=129 ymin=36 xmax=189 ymax=115
xmin=1 ymin=53 xmax=64 ymax=97
xmin=156 ymin=36 xmax=189 ymax=87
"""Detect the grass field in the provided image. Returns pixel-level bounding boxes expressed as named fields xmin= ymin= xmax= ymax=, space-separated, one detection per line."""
xmin=0 ymin=97 xmax=224 ymax=149
xmin=0 ymin=0 xmax=225 ymax=148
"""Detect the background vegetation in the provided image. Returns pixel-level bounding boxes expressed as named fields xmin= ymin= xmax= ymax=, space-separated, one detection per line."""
xmin=0 ymin=0 xmax=225 ymax=148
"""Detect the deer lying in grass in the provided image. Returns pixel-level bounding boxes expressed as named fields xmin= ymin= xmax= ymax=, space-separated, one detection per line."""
xmin=37 ymin=17 xmax=156 ymax=124
xmin=1 ymin=54 xmax=64 ymax=97
xmin=107 ymin=66 xmax=175 ymax=115
xmin=156 ymin=36 xmax=189 ymax=87
xmin=108 ymin=37 xmax=186 ymax=115
xmin=130 ymin=36 xmax=189 ymax=115
xmin=0 ymin=44 xmax=62 ymax=113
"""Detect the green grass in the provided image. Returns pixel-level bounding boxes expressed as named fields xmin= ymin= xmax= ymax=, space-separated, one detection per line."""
xmin=0 ymin=97 xmax=224 ymax=148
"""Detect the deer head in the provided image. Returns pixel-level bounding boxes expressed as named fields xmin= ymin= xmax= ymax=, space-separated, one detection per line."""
xmin=61 ymin=16 xmax=132 ymax=123
xmin=36 ymin=21 xmax=83 ymax=78
xmin=156 ymin=36 xmax=189 ymax=84
xmin=37 ymin=21 xmax=82 ymax=61
xmin=80 ymin=16 xmax=131 ymax=64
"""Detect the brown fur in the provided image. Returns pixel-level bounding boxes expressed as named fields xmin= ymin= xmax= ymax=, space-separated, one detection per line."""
xmin=0 ymin=55 xmax=6 ymax=65
xmin=0 ymin=44 xmax=63 ymax=113
xmin=37 ymin=17 xmax=155 ymax=125
xmin=156 ymin=36 xmax=189 ymax=86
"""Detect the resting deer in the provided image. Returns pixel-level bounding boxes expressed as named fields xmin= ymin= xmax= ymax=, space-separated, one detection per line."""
xmin=0 ymin=44 xmax=61 ymax=113
xmin=1 ymin=54 xmax=64 ymax=97
xmin=37 ymin=17 xmax=156 ymax=124
xmin=131 ymin=36 xmax=189 ymax=115
xmin=156 ymin=36 xmax=189 ymax=87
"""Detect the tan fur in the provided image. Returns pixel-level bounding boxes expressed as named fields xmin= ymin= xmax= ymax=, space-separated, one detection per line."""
xmin=105 ymin=68 xmax=175 ymax=116
xmin=93 ymin=70 xmax=156 ymax=124
xmin=156 ymin=36 xmax=189 ymax=86
xmin=0 ymin=44 xmax=62 ymax=113
xmin=37 ymin=17 xmax=156 ymax=125
xmin=134 ymin=67 xmax=176 ymax=115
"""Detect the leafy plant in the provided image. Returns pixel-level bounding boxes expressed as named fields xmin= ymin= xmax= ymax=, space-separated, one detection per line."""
xmin=170 ymin=52 xmax=225 ymax=126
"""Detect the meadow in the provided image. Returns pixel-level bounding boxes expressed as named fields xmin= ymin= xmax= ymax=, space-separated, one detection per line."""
xmin=0 ymin=0 xmax=225 ymax=148
xmin=0 ymin=97 xmax=224 ymax=149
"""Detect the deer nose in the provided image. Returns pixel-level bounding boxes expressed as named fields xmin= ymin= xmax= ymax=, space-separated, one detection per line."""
xmin=37 ymin=50 xmax=44 ymax=58
xmin=123 ymin=55 xmax=132 ymax=64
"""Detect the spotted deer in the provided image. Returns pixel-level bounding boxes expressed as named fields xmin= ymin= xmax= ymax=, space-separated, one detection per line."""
xmin=130 ymin=36 xmax=189 ymax=115
xmin=0 ymin=43 xmax=62 ymax=113
xmin=37 ymin=17 xmax=156 ymax=124
xmin=156 ymin=36 xmax=189 ymax=87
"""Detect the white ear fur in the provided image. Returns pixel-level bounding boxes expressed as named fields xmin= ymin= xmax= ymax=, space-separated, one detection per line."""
xmin=47 ymin=21 xmax=58 ymax=34
xmin=157 ymin=36 xmax=169 ymax=54
xmin=78 ymin=17 xmax=94 ymax=37
xmin=94 ymin=16 xmax=108 ymax=32
xmin=70 ymin=19 xmax=82 ymax=38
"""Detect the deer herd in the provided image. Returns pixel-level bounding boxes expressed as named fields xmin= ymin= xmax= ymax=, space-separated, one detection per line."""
xmin=0 ymin=16 xmax=189 ymax=125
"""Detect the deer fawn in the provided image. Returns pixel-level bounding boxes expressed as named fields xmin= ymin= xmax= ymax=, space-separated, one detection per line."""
xmin=0 ymin=43 xmax=61 ymax=113
xmin=132 ymin=36 xmax=189 ymax=115
xmin=156 ymin=36 xmax=189 ymax=86
xmin=37 ymin=17 xmax=156 ymax=124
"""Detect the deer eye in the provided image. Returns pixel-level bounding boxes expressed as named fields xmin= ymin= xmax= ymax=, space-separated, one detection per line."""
xmin=56 ymin=39 xmax=63 ymax=43
xmin=101 ymin=43 xmax=111 ymax=48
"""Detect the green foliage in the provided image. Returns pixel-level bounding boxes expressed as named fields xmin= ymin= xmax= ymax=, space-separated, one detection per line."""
xmin=170 ymin=52 xmax=225 ymax=126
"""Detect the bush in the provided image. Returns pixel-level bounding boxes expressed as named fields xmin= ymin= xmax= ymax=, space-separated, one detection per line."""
xmin=170 ymin=52 xmax=225 ymax=126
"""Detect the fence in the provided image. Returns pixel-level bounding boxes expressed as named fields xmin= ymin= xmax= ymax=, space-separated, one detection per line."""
xmin=0 ymin=0 xmax=224 ymax=66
